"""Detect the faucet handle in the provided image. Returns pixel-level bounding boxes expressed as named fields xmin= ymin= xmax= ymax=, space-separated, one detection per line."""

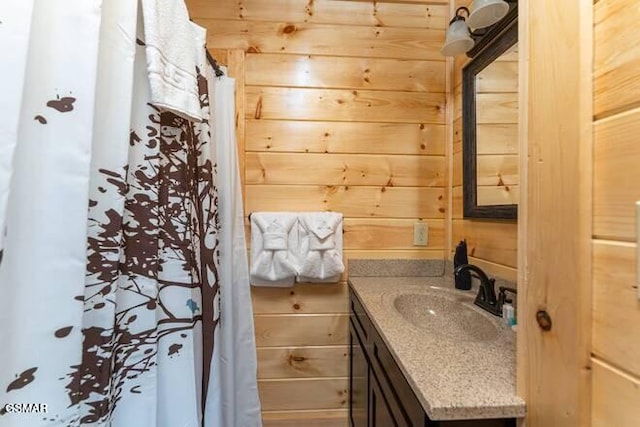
xmin=498 ymin=286 xmax=517 ymax=304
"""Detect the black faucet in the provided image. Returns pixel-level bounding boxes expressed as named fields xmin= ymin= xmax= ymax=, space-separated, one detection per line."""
xmin=454 ymin=264 xmax=503 ymax=316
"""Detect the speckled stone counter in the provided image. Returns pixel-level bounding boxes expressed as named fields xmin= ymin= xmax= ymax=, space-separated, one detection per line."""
xmin=348 ymin=274 xmax=525 ymax=421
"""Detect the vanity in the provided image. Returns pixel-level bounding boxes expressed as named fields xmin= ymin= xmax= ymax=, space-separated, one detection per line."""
xmin=348 ymin=272 xmax=525 ymax=427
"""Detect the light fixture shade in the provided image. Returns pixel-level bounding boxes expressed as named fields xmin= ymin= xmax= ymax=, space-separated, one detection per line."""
xmin=440 ymin=19 xmax=474 ymax=57
xmin=467 ymin=0 xmax=509 ymax=29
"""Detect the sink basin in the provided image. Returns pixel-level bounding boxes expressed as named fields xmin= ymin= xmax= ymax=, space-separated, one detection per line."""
xmin=393 ymin=293 xmax=499 ymax=342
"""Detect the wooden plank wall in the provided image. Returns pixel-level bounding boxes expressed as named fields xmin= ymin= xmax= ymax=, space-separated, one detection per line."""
xmin=592 ymin=0 xmax=640 ymax=425
xmin=517 ymin=0 xmax=593 ymax=425
xmin=451 ymin=0 xmax=518 ymax=282
xmin=187 ymin=1 xmax=448 ymax=425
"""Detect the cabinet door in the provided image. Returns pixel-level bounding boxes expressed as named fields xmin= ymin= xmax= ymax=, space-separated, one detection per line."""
xmin=370 ymin=338 xmax=426 ymax=426
xmin=349 ymin=324 xmax=368 ymax=427
xmin=370 ymin=371 xmax=399 ymax=427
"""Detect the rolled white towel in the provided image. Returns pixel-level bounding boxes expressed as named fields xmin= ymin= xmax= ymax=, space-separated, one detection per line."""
xmin=250 ymin=212 xmax=300 ymax=287
xmin=297 ymin=212 xmax=344 ymax=283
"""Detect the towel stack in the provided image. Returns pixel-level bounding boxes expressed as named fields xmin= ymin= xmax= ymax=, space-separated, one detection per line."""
xmin=250 ymin=212 xmax=344 ymax=287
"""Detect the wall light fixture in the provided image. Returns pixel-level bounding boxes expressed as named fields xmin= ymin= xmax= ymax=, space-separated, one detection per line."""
xmin=440 ymin=7 xmax=474 ymax=57
xmin=440 ymin=0 xmax=513 ymax=57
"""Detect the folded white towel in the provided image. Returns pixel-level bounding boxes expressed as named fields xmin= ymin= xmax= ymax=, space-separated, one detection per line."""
xmin=250 ymin=212 xmax=300 ymax=287
xmin=297 ymin=212 xmax=345 ymax=283
xmin=140 ymin=0 xmax=204 ymax=121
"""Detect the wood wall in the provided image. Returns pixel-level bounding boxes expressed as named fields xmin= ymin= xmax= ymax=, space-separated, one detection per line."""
xmin=188 ymin=1 xmax=640 ymax=426
xmin=187 ymin=1 xmax=448 ymax=425
xmin=516 ymin=0 xmax=593 ymax=425
xmin=592 ymin=0 xmax=640 ymax=425
xmin=451 ymin=0 xmax=518 ymax=282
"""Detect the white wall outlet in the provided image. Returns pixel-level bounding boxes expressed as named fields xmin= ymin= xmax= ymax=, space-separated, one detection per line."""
xmin=413 ymin=221 xmax=428 ymax=246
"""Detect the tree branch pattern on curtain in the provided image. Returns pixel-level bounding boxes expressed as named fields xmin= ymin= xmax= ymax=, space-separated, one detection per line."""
xmin=69 ymin=68 xmax=219 ymax=423
xmin=1 ymin=69 xmax=219 ymax=426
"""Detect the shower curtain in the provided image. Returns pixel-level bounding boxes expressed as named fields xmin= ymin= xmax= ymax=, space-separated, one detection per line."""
xmin=204 ymin=74 xmax=262 ymax=427
xmin=0 ymin=1 xmax=260 ymax=426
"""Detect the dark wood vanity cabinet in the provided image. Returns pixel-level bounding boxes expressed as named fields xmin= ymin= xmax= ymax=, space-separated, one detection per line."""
xmin=369 ymin=370 xmax=397 ymax=427
xmin=349 ymin=324 xmax=368 ymax=427
xmin=349 ymin=288 xmax=517 ymax=427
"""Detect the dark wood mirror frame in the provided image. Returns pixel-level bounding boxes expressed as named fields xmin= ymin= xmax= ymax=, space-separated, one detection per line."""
xmin=462 ymin=4 xmax=518 ymax=220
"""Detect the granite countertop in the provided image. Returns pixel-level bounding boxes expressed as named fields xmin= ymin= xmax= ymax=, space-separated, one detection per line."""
xmin=348 ymin=274 xmax=526 ymax=421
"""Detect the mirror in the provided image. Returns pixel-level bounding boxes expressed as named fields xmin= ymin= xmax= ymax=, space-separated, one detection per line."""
xmin=462 ymin=9 xmax=518 ymax=219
